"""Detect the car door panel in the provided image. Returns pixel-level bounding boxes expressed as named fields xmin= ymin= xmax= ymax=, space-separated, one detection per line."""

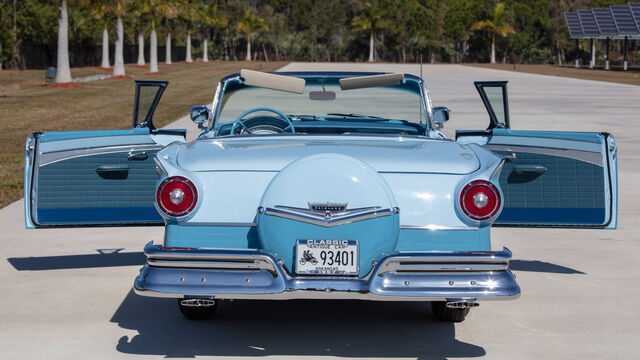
xmin=456 ymin=82 xmax=617 ymax=228
xmin=25 ymin=129 xmax=184 ymax=227
xmin=24 ymin=80 xmax=186 ymax=228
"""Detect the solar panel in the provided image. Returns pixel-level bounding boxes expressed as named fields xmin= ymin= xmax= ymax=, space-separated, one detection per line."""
xmin=564 ymin=12 xmax=584 ymax=38
xmin=593 ymin=8 xmax=618 ymax=36
xmin=611 ymin=5 xmax=639 ymax=34
xmin=578 ymin=9 xmax=601 ymax=36
xmin=630 ymin=2 xmax=640 ymax=27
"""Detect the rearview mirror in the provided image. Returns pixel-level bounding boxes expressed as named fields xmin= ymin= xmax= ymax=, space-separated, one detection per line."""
xmin=432 ymin=106 xmax=451 ymax=129
xmin=309 ymin=91 xmax=336 ymax=101
xmin=189 ymin=105 xmax=211 ymax=129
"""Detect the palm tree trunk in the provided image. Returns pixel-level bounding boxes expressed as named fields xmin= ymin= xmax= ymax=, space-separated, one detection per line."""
xmin=368 ymin=31 xmax=374 ymax=62
xmin=165 ymin=32 xmax=172 ymax=64
xmin=101 ymin=27 xmax=110 ymax=68
xmin=490 ymin=34 xmax=496 ymax=64
xmin=203 ymin=38 xmax=209 ymax=62
xmin=55 ymin=0 xmax=72 ymax=83
xmin=137 ymin=30 xmax=145 ymax=65
xmin=150 ymin=28 xmax=158 ymax=72
xmin=113 ymin=16 xmax=125 ymax=76
xmin=185 ymin=32 xmax=193 ymax=62
xmin=245 ymin=37 xmax=251 ymax=61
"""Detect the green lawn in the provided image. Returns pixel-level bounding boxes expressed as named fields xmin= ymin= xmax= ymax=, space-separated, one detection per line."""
xmin=0 ymin=61 xmax=287 ymax=208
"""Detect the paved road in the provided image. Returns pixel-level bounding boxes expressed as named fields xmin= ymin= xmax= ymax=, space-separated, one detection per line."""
xmin=1 ymin=63 xmax=639 ymax=359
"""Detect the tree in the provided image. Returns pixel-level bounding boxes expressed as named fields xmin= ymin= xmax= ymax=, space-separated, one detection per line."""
xmin=91 ymin=1 xmax=112 ymax=69
xmin=199 ymin=2 xmax=227 ymax=62
xmin=55 ymin=0 xmax=72 ymax=83
xmin=236 ymin=10 xmax=267 ymax=61
xmin=179 ymin=0 xmax=200 ymax=63
xmin=444 ymin=0 xmax=481 ymax=63
xmin=471 ymin=2 xmax=516 ymax=64
xmin=145 ymin=0 xmax=177 ymax=72
xmin=163 ymin=2 xmax=178 ymax=64
xmin=351 ymin=3 xmax=389 ymax=62
xmin=129 ymin=0 xmax=148 ymax=66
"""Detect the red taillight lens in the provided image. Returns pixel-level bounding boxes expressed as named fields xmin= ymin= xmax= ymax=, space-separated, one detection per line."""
xmin=156 ymin=176 xmax=198 ymax=217
xmin=459 ymin=180 xmax=501 ymax=221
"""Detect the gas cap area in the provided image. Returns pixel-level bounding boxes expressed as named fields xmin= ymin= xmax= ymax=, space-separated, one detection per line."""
xmin=257 ymin=153 xmax=399 ymax=277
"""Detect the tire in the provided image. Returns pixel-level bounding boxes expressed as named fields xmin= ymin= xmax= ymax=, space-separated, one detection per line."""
xmin=431 ymin=301 xmax=470 ymax=323
xmin=178 ymin=299 xmax=218 ymax=320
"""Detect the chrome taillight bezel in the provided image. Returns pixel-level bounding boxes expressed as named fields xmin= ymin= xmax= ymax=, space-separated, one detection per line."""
xmin=156 ymin=176 xmax=198 ymax=217
xmin=459 ymin=180 xmax=501 ymax=221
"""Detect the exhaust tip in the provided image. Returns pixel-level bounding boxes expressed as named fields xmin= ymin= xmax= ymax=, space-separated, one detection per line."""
xmin=180 ymin=298 xmax=216 ymax=307
xmin=446 ymin=300 xmax=479 ymax=309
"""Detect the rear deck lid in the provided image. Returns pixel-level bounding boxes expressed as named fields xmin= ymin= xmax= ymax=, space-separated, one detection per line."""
xmin=177 ymin=136 xmax=479 ymax=174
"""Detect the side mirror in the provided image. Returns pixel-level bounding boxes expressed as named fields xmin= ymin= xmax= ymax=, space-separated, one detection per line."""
xmin=432 ymin=106 xmax=451 ymax=129
xmin=189 ymin=105 xmax=211 ymax=129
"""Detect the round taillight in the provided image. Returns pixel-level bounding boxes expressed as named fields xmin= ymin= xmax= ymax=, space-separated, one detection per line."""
xmin=156 ymin=176 xmax=198 ymax=217
xmin=459 ymin=180 xmax=501 ymax=221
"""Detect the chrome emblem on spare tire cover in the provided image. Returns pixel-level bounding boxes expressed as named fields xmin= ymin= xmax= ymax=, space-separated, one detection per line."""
xmin=265 ymin=204 xmax=390 ymax=227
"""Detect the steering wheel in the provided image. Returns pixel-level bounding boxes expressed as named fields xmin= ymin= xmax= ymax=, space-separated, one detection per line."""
xmin=230 ymin=107 xmax=296 ymax=135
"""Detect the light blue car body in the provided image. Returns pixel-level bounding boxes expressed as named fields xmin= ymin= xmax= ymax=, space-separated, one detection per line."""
xmin=23 ymin=72 xmax=618 ymax=307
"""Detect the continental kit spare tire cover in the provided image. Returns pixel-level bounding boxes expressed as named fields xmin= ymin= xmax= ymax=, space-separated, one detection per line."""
xmin=257 ymin=153 xmax=399 ymax=277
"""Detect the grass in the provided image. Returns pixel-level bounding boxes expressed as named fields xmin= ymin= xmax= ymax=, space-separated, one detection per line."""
xmin=467 ymin=63 xmax=640 ymax=87
xmin=0 ymin=61 xmax=287 ymax=208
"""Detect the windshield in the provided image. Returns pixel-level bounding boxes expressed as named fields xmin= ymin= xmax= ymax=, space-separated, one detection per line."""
xmin=214 ymin=75 xmax=427 ymax=136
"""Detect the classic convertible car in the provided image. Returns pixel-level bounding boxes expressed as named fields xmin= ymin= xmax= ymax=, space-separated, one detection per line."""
xmin=24 ymin=70 xmax=617 ymax=322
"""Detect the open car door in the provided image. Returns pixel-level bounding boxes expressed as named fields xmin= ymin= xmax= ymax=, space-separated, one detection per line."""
xmin=457 ymin=81 xmax=617 ymax=228
xmin=24 ymin=80 xmax=185 ymax=228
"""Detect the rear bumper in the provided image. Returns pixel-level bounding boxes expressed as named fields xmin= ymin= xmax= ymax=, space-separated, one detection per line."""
xmin=134 ymin=242 xmax=520 ymax=301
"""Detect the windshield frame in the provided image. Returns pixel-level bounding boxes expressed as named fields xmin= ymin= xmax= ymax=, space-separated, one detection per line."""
xmin=207 ymin=72 xmax=433 ymax=138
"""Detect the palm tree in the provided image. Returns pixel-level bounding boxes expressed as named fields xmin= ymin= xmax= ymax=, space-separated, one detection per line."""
xmin=236 ymin=10 xmax=267 ymax=61
xmin=199 ymin=3 xmax=227 ymax=62
xmin=101 ymin=0 xmax=129 ymax=76
xmin=351 ymin=4 xmax=388 ymax=62
xmin=55 ymin=0 xmax=72 ymax=83
xmin=129 ymin=1 xmax=148 ymax=66
xmin=179 ymin=0 xmax=200 ymax=63
xmin=91 ymin=2 xmax=112 ymax=69
xmin=164 ymin=3 xmax=179 ymax=64
xmin=145 ymin=0 xmax=177 ymax=72
xmin=471 ymin=2 xmax=515 ymax=64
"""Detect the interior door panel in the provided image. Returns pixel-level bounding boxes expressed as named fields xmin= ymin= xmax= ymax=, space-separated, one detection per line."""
xmin=457 ymin=81 xmax=617 ymax=228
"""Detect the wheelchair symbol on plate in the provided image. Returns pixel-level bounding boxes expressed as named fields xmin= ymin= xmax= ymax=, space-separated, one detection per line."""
xmin=299 ymin=250 xmax=318 ymax=265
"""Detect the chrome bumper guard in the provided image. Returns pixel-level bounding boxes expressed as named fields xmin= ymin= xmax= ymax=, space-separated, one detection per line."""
xmin=134 ymin=242 xmax=520 ymax=301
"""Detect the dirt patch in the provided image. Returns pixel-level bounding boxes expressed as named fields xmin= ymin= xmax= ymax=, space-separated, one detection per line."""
xmin=93 ymin=67 xmax=112 ymax=72
xmin=106 ymin=75 xmax=135 ymax=80
xmin=142 ymin=72 xmax=166 ymax=76
xmin=46 ymin=82 xmax=85 ymax=88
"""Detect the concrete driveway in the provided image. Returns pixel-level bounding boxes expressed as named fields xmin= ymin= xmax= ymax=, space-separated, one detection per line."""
xmin=1 ymin=63 xmax=639 ymax=359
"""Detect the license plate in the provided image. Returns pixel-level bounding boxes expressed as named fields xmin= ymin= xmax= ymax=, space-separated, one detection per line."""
xmin=296 ymin=239 xmax=358 ymax=275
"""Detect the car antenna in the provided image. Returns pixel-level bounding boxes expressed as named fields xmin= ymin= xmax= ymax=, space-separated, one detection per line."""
xmin=420 ymin=53 xmax=424 ymax=126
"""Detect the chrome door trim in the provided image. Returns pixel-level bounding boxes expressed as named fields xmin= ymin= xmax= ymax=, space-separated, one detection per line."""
xmin=39 ymin=143 xmax=161 ymax=166
xmin=485 ymin=144 xmax=603 ymax=166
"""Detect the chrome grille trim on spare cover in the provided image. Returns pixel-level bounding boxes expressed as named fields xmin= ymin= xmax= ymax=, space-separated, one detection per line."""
xmin=264 ymin=205 xmax=391 ymax=227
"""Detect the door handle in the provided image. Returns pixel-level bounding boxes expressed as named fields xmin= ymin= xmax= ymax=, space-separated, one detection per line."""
xmin=503 ymin=153 xmax=517 ymax=162
xmin=513 ymin=165 xmax=547 ymax=174
xmin=96 ymin=165 xmax=129 ymax=179
xmin=128 ymin=151 xmax=148 ymax=161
